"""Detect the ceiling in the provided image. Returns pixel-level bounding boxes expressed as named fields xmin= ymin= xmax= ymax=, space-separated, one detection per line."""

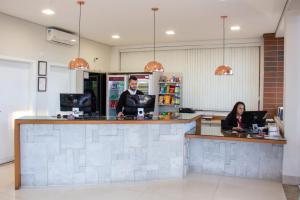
xmin=0 ymin=0 xmax=286 ymax=46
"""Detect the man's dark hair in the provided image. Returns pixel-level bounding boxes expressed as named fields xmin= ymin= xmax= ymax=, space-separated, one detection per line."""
xmin=129 ymin=76 xmax=138 ymax=82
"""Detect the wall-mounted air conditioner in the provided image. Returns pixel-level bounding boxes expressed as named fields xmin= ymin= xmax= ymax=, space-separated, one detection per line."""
xmin=46 ymin=28 xmax=77 ymax=46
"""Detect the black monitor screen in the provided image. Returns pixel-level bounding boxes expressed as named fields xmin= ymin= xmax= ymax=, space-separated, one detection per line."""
xmin=243 ymin=111 xmax=267 ymax=127
xmin=60 ymin=93 xmax=92 ymax=112
xmin=124 ymin=95 xmax=155 ymax=115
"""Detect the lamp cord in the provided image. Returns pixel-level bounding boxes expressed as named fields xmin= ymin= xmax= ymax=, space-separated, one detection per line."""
xmin=78 ymin=3 xmax=82 ymax=58
xmin=223 ymin=16 xmax=225 ymax=65
xmin=153 ymin=9 xmax=156 ymax=62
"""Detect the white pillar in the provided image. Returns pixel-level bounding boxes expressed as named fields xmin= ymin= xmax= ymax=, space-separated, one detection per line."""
xmin=283 ymin=10 xmax=300 ymax=185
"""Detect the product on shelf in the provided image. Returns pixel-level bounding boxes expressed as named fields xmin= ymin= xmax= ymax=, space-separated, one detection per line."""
xmin=163 ymin=86 xmax=167 ymax=93
xmin=159 ymin=74 xmax=181 ymax=83
xmin=159 ymin=96 xmax=164 ymax=104
xmin=169 ymin=85 xmax=175 ymax=93
xmin=159 ymin=112 xmax=180 ymax=120
xmin=175 ymin=85 xmax=180 ymax=93
xmin=166 ymin=85 xmax=170 ymax=93
xmin=164 ymin=95 xmax=171 ymax=105
xmin=171 ymin=96 xmax=175 ymax=104
xmin=109 ymin=100 xmax=118 ymax=109
xmin=175 ymin=96 xmax=180 ymax=105
xmin=160 ymin=76 xmax=167 ymax=82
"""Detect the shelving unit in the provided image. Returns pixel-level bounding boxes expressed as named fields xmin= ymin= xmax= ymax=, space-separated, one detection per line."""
xmin=159 ymin=82 xmax=180 ymax=84
xmin=158 ymin=73 xmax=182 ymax=113
xmin=159 ymin=93 xmax=177 ymax=95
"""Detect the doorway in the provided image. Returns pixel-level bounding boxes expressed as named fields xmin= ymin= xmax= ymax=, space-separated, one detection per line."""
xmin=0 ymin=59 xmax=34 ymax=164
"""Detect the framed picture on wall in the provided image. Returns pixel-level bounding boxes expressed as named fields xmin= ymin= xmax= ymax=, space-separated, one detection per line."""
xmin=38 ymin=77 xmax=47 ymax=92
xmin=38 ymin=61 xmax=47 ymax=76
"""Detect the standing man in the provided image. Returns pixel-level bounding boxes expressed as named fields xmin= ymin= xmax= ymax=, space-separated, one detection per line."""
xmin=116 ymin=76 xmax=144 ymax=117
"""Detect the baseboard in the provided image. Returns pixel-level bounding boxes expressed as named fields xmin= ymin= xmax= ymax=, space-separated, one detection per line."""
xmin=0 ymin=156 xmax=14 ymax=165
xmin=283 ymin=175 xmax=300 ymax=185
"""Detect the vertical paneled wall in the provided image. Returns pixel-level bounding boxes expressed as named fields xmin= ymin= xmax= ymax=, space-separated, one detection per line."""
xmin=121 ymin=46 xmax=260 ymax=111
xmin=185 ymin=47 xmax=260 ymax=111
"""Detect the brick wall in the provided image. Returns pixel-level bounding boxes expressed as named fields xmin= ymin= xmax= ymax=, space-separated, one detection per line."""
xmin=263 ymin=33 xmax=284 ymax=116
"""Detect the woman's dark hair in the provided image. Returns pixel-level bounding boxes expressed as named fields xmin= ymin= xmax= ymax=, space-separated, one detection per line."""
xmin=229 ymin=101 xmax=246 ymax=117
xmin=129 ymin=75 xmax=138 ymax=82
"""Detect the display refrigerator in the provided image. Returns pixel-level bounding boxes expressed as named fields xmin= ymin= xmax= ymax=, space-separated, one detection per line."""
xmin=130 ymin=73 xmax=152 ymax=95
xmin=106 ymin=72 xmax=161 ymax=116
xmin=106 ymin=74 xmax=128 ymax=116
xmin=83 ymin=72 xmax=107 ymax=116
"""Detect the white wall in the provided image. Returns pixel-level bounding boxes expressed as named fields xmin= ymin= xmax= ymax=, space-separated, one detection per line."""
xmin=0 ymin=12 xmax=112 ymax=115
xmin=116 ymin=45 xmax=260 ymax=111
xmin=283 ymin=10 xmax=300 ymax=185
xmin=0 ymin=12 xmax=111 ymax=72
xmin=35 ymin=64 xmax=78 ymax=116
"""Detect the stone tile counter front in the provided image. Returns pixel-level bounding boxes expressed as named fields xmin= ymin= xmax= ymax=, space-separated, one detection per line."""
xmin=15 ymin=114 xmax=286 ymax=189
xmin=15 ymin=114 xmax=200 ymax=189
xmin=186 ymin=121 xmax=286 ymax=181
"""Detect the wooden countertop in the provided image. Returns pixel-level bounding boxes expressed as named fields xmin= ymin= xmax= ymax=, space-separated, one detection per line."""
xmin=185 ymin=134 xmax=287 ymax=144
xmin=15 ymin=114 xmax=201 ymax=125
xmin=186 ymin=122 xmax=287 ymax=145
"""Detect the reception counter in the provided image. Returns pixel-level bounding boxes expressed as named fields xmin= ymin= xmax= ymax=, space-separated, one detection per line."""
xmin=186 ymin=120 xmax=286 ymax=181
xmin=15 ymin=114 xmax=286 ymax=189
xmin=14 ymin=114 xmax=201 ymax=189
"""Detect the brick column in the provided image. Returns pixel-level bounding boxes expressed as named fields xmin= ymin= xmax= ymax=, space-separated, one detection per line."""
xmin=263 ymin=33 xmax=284 ymax=116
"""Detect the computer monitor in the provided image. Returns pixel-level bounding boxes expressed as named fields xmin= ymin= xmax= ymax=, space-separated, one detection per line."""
xmin=243 ymin=111 xmax=267 ymax=127
xmin=124 ymin=95 xmax=155 ymax=116
xmin=60 ymin=93 xmax=92 ymax=113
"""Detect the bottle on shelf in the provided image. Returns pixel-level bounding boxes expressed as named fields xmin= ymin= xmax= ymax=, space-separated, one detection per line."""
xmin=175 ymin=84 xmax=180 ymax=93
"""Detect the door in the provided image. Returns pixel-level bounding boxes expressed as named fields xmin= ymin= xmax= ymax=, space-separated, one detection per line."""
xmin=130 ymin=74 xmax=150 ymax=95
xmin=0 ymin=59 xmax=33 ymax=164
xmin=107 ymin=75 xmax=127 ymax=116
xmin=84 ymin=73 xmax=106 ymax=116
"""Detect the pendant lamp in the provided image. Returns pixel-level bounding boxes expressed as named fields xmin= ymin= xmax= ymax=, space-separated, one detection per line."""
xmin=144 ymin=8 xmax=164 ymax=72
xmin=69 ymin=0 xmax=89 ymax=70
xmin=215 ymin=16 xmax=232 ymax=75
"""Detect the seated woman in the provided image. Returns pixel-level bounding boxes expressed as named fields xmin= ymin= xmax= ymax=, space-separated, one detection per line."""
xmin=222 ymin=101 xmax=247 ymax=131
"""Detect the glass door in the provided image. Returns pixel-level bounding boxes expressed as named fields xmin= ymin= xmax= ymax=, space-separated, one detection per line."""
xmin=107 ymin=75 xmax=127 ymax=116
xmin=132 ymin=74 xmax=150 ymax=95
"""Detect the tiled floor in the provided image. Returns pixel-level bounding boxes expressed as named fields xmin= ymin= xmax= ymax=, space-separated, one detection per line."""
xmin=0 ymin=163 xmax=287 ymax=200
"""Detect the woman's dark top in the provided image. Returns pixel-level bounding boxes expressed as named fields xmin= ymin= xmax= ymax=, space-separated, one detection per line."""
xmin=221 ymin=113 xmax=249 ymax=130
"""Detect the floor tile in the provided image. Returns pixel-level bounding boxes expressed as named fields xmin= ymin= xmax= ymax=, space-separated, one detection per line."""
xmin=0 ymin=163 xmax=288 ymax=200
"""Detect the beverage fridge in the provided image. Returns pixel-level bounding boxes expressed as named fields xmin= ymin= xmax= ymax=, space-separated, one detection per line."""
xmin=83 ymin=72 xmax=106 ymax=116
xmin=106 ymin=72 xmax=161 ymax=116
xmin=106 ymin=74 xmax=128 ymax=116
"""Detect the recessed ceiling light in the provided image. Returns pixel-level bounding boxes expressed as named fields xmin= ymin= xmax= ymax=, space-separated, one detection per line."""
xmin=165 ymin=30 xmax=175 ymax=35
xmin=112 ymin=35 xmax=120 ymax=39
xmin=230 ymin=26 xmax=241 ymax=31
xmin=71 ymin=39 xmax=76 ymax=42
xmin=42 ymin=9 xmax=55 ymax=15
